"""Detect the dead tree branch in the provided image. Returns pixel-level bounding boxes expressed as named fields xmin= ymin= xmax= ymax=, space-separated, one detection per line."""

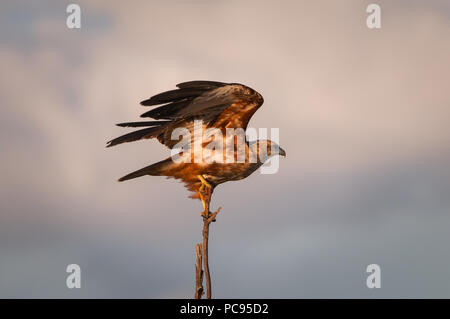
xmin=194 ymin=244 xmax=204 ymax=299
xmin=194 ymin=186 xmax=221 ymax=299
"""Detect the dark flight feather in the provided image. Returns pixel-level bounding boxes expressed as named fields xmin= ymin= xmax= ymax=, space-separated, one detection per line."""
xmin=176 ymin=80 xmax=227 ymax=89
xmin=140 ymin=88 xmax=205 ymax=106
xmin=106 ymin=126 xmax=163 ymax=147
xmin=118 ymin=158 xmax=171 ymax=182
xmin=116 ymin=121 xmax=170 ymax=127
xmin=140 ymin=100 xmax=193 ymax=119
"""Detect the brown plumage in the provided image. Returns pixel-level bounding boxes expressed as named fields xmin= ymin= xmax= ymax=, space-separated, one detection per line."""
xmin=107 ymin=81 xmax=286 ymax=200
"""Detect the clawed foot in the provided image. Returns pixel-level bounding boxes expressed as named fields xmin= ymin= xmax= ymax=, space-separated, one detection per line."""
xmin=197 ymin=175 xmax=220 ymax=222
xmin=198 ymin=175 xmax=213 ymax=218
xmin=198 ymin=177 xmax=212 ymax=199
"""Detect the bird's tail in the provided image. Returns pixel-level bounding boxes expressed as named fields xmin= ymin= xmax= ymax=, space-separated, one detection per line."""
xmin=118 ymin=158 xmax=172 ymax=182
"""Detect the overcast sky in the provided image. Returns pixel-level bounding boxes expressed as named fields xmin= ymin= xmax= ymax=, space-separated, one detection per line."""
xmin=0 ymin=0 xmax=449 ymax=298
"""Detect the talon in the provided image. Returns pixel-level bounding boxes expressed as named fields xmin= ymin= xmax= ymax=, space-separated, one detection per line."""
xmin=198 ymin=175 xmax=214 ymax=219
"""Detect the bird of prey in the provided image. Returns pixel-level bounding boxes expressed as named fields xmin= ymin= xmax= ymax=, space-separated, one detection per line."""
xmin=107 ymin=80 xmax=286 ymax=215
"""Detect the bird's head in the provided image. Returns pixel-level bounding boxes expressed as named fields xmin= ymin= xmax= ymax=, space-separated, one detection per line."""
xmin=232 ymin=83 xmax=264 ymax=105
xmin=253 ymin=139 xmax=286 ymax=162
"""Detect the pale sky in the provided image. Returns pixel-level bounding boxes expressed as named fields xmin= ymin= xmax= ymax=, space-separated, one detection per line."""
xmin=0 ymin=0 xmax=449 ymax=297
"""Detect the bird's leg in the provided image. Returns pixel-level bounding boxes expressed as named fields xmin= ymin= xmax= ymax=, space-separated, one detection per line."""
xmin=198 ymin=174 xmax=212 ymax=190
xmin=198 ymin=175 xmax=212 ymax=218
xmin=200 ymin=193 xmax=207 ymax=217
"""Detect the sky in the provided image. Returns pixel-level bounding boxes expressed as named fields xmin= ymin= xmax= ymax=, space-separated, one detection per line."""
xmin=0 ymin=0 xmax=449 ymax=298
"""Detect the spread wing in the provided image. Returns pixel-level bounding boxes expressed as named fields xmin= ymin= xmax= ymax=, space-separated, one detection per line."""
xmin=106 ymin=80 xmax=264 ymax=148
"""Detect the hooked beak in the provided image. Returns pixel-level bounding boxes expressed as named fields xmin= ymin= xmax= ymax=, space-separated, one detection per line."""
xmin=279 ymin=147 xmax=286 ymax=157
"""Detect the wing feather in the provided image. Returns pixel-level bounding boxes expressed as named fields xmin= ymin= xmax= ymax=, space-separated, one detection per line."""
xmin=107 ymin=81 xmax=264 ymax=149
xmin=140 ymin=88 xmax=205 ymax=106
xmin=176 ymin=80 xmax=227 ymax=89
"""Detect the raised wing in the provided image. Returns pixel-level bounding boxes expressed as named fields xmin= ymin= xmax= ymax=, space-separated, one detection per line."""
xmin=106 ymin=81 xmax=264 ymax=148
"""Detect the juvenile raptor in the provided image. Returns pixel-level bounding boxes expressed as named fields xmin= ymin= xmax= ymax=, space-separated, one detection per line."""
xmin=107 ymin=81 xmax=286 ymax=215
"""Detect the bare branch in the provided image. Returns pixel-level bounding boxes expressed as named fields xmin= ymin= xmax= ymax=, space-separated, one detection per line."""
xmin=194 ymin=243 xmax=204 ymax=299
xmin=194 ymin=186 xmax=220 ymax=299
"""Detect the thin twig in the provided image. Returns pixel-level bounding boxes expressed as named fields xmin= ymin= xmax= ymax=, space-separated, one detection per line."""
xmin=194 ymin=243 xmax=204 ymax=299
xmin=194 ymin=186 xmax=220 ymax=299
xmin=202 ymin=205 xmax=221 ymax=299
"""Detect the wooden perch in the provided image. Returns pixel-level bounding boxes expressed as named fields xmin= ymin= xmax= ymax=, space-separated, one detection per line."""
xmin=194 ymin=185 xmax=221 ymax=299
xmin=194 ymin=244 xmax=204 ymax=299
